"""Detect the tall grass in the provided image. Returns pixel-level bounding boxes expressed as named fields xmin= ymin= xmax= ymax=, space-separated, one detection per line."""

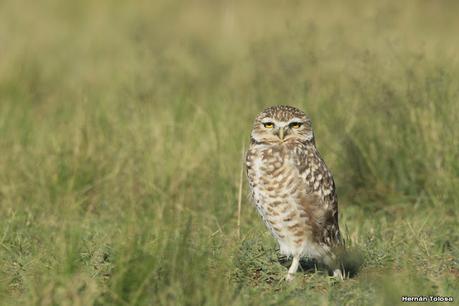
xmin=1 ymin=1 xmax=458 ymax=305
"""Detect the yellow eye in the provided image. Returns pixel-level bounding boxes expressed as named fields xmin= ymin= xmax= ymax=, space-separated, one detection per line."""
xmin=263 ymin=122 xmax=274 ymax=129
xmin=290 ymin=122 xmax=302 ymax=129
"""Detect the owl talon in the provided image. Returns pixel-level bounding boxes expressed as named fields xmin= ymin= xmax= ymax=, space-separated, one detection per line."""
xmin=285 ymin=273 xmax=295 ymax=282
xmin=332 ymin=269 xmax=344 ymax=281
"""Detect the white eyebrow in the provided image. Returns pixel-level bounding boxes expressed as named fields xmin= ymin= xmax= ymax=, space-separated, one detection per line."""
xmin=287 ymin=118 xmax=303 ymax=123
xmin=260 ymin=118 xmax=304 ymax=125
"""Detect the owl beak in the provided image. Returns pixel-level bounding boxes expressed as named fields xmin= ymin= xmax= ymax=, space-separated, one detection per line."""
xmin=277 ymin=127 xmax=286 ymax=140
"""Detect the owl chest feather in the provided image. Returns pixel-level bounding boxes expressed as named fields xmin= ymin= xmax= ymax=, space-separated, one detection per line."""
xmin=246 ymin=142 xmax=340 ymax=257
xmin=247 ymin=145 xmax=304 ymax=249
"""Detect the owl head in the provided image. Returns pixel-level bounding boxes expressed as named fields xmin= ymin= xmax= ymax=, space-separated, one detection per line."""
xmin=251 ymin=105 xmax=314 ymax=144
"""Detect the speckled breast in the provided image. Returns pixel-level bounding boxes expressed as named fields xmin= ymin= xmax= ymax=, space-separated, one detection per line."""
xmin=246 ymin=143 xmax=313 ymax=256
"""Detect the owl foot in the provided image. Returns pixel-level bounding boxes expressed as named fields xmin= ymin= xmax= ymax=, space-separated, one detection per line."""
xmin=332 ymin=268 xmax=344 ymax=281
xmin=285 ymin=273 xmax=295 ymax=282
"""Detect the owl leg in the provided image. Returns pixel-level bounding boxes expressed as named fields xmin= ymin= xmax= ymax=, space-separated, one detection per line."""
xmin=285 ymin=255 xmax=300 ymax=281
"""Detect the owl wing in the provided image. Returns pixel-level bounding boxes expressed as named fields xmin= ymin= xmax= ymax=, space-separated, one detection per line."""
xmin=245 ymin=146 xmax=256 ymax=203
xmin=295 ymin=147 xmax=343 ymax=248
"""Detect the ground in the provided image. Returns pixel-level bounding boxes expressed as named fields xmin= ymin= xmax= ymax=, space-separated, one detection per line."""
xmin=0 ymin=1 xmax=458 ymax=305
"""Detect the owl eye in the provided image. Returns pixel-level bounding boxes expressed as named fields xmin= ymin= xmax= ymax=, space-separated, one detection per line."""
xmin=263 ymin=122 xmax=274 ymax=129
xmin=290 ymin=122 xmax=302 ymax=129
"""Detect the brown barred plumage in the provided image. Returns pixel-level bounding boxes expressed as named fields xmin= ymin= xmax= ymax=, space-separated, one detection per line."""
xmin=246 ymin=105 xmax=344 ymax=281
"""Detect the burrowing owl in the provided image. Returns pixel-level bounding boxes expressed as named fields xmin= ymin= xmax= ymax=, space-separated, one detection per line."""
xmin=246 ymin=105 xmax=343 ymax=281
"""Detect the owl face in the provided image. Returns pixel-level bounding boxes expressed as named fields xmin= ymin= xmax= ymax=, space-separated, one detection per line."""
xmin=251 ymin=105 xmax=314 ymax=144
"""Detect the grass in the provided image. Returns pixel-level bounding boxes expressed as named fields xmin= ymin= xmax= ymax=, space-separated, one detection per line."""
xmin=1 ymin=0 xmax=459 ymax=305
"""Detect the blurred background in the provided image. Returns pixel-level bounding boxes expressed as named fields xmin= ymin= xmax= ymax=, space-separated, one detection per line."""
xmin=0 ymin=1 xmax=458 ymax=305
